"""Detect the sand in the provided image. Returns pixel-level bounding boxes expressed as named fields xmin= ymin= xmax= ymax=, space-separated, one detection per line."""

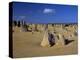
xmin=13 ymin=26 xmax=78 ymax=58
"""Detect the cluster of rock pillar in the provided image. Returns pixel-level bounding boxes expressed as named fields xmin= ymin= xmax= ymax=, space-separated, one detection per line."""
xmin=41 ymin=24 xmax=77 ymax=47
xmin=13 ymin=20 xmax=39 ymax=32
xmin=13 ymin=21 xmax=77 ymax=47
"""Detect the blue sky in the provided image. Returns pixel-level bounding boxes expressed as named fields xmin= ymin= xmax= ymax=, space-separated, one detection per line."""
xmin=12 ymin=2 xmax=78 ymax=24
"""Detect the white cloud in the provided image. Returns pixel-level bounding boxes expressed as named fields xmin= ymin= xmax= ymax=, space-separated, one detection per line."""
xmin=43 ymin=8 xmax=55 ymax=14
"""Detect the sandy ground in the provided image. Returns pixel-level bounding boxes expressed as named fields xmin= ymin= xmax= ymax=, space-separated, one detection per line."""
xmin=13 ymin=27 xmax=78 ymax=58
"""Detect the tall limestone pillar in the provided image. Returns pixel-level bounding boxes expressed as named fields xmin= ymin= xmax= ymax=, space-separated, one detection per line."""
xmin=55 ymin=33 xmax=65 ymax=47
xmin=40 ymin=30 xmax=50 ymax=47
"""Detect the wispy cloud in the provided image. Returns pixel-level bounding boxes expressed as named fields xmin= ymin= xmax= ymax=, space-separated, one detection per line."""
xmin=43 ymin=8 xmax=55 ymax=14
xmin=19 ymin=16 xmax=26 ymax=19
xmin=14 ymin=16 xmax=26 ymax=20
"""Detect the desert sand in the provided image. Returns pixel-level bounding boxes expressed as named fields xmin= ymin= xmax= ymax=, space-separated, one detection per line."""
xmin=13 ymin=25 xmax=78 ymax=58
